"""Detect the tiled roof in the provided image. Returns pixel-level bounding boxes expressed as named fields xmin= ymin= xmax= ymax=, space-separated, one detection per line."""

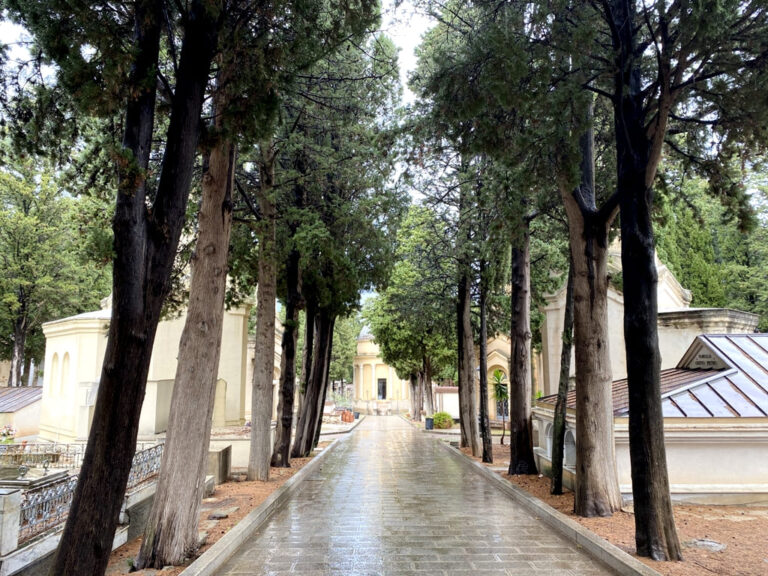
xmin=0 ymin=386 xmax=43 ymax=413
xmin=539 ymin=369 xmax=719 ymax=416
xmin=538 ymin=333 xmax=768 ymax=419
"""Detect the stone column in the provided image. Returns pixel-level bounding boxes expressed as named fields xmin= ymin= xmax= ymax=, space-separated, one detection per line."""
xmin=0 ymin=488 xmax=21 ymax=555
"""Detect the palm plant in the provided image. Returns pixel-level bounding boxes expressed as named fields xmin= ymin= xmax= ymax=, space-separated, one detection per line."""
xmin=492 ymin=370 xmax=509 ymax=445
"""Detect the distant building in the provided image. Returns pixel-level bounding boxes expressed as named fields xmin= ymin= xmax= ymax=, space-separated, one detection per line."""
xmin=0 ymin=386 xmax=43 ymax=438
xmin=352 ymin=326 xmax=514 ymax=423
xmin=352 ymin=326 xmax=411 ymax=415
xmin=38 ymin=298 xmax=282 ymax=442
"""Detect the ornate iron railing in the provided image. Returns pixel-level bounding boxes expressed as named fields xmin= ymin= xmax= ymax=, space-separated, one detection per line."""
xmin=126 ymin=443 xmax=164 ymax=492
xmin=0 ymin=441 xmax=160 ymax=472
xmin=17 ymin=443 xmax=165 ymax=544
xmin=18 ymin=475 xmax=78 ymax=544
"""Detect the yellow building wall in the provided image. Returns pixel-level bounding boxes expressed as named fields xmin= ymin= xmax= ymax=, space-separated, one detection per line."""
xmin=40 ymin=303 xmax=255 ymax=442
xmin=353 ymin=335 xmax=410 ymax=413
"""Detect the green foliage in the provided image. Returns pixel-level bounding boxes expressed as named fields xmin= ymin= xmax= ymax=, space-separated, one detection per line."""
xmin=431 ymin=411 xmax=453 ymax=429
xmin=491 ymin=370 xmax=508 ymax=404
xmin=329 ymin=315 xmax=363 ymax=384
xmin=363 ymin=205 xmax=456 ymax=379
xmin=655 ymin=178 xmax=727 ymax=307
xmin=655 ymin=172 xmax=768 ymax=330
xmin=230 ymin=35 xmax=406 ymax=322
xmin=0 ymin=160 xmax=111 ymax=367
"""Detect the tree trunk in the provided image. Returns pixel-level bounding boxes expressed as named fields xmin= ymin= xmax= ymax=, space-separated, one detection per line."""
xmin=50 ymin=3 xmax=220 ymax=574
xmin=271 ymin=250 xmax=302 ymax=467
xmin=416 ymin=371 xmax=425 ymax=419
xmin=609 ymin=0 xmax=682 ymax=560
xmin=248 ymin=142 xmax=278 ymax=482
xmin=456 ymin=159 xmax=480 ymax=455
xmin=410 ymin=373 xmax=419 ymax=420
xmin=311 ymin=315 xmax=335 ymax=449
xmin=621 ymin=188 xmax=681 ymax=558
xmin=9 ymin=314 xmax=26 ymax=387
xmin=135 ymin=130 xmax=235 ymax=568
xmin=26 ymin=358 xmax=36 ymax=387
xmin=291 ymin=310 xmax=332 ymax=458
xmin=423 ymin=356 xmax=434 ymax=416
xmin=551 ymin=257 xmax=574 ymax=495
xmin=22 ymin=355 xmax=32 ymax=387
xmin=478 ymin=263 xmax=493 ymax=463
xmin=561 ymin=112 xmax=622 ymax=516
xmin=508 ymin=221 xmax=536 ymax=475
xmin=457 ymin=270 xmax=480 ymax=455
xmin=296 ymin=304 xmax=316 ymax=419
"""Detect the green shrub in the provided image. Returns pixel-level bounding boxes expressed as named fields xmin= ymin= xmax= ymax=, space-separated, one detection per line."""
xmin=432 ymin=412 xmax=453 ymax=429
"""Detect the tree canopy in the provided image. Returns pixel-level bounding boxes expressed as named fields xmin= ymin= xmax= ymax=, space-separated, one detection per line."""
xmin=0 ymin=159 xmax=110 ymax=385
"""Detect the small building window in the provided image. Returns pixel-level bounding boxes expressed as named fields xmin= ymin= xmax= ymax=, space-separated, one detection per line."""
xmin=377 ymin=378 xmax=387 ymax=400
xmin=545 ymin=423 xmax=553 ymax=457
xmin=564 ymin=430 xmax=576 ymax=468
xmin=50 ymin=353 xmax=59 ymax=395
xmin=61 ymin=352 xmax=70 ymax=396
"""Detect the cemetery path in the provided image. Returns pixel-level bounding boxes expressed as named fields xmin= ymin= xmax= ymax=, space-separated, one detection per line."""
xmin=218 ymin=415 xmax=615 ymax=575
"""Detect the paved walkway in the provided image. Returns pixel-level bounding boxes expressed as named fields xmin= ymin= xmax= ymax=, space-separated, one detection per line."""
xmin=219 ymin=416 xmax=615 ymax=575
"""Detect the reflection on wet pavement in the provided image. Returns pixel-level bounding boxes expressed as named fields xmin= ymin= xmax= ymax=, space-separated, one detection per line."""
xmin=219 ymin=416 xmax=615 ymax=575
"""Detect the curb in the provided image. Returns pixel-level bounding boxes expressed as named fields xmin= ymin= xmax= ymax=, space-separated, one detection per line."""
xmin=180 ymin=436 xmax=347 ymax=576
xmin=320 ymin=414 xmax=366 ymax=436
xmin=439 ymin=441 xmax=662 ymax=576
xmin=398 ymin=414 xmax=460 ymax=436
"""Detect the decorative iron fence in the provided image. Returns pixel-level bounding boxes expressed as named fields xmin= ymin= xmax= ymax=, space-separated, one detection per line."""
xmin=126 ymin=444 xmax=164 ymax=492
xmin=17 ymin=443 xmax=165 ymax=544
xmin=0 ymin=441 xmax=160 ymax=472
xmin=18 ymin=475 xmax=78 ymax=544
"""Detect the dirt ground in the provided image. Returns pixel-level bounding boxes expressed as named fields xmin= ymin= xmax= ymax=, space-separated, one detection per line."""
xmin=105 ymin=452 xmax=318 ymax=575
xmin=462 ymin=445 xmax=768 ymax=576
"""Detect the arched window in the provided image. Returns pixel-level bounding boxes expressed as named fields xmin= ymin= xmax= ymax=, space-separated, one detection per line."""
xmin=564 ymin=430 xmax=576 ymax=468
xmin=50 ymin=353 xmax=59 ymax=395
xmin=61 ymin=353 xmax=70 ymax=396
xmin=545 ymin=423 xmax=553 ymax=457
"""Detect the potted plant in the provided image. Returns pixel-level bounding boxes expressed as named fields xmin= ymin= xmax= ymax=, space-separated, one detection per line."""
xmin=0 ymin=425 xmax=16 ymax=444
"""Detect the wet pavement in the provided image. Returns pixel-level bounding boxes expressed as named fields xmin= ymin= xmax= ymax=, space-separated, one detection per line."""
xmin=219 ymin=415 xmax=615 ymax=575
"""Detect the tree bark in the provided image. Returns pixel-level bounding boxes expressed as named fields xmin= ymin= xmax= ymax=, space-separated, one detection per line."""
xmin=311 ymin=315 xmax=335 ymax=449
xmin=551 ymin=257 xmax=574 ymax=495
xmin=50 ymin=2 xmax=220 ymax=574
xmin=248 ymin=142 xmax=278 ymax=482
xmin=9 ymin=314 xmax=26 ymax=387
xmin=456 ymin=158 xmax=480 ymax=455
xmin=561 ymin=112 xmax=622 ymax=516
xmin=457 ymin=270 xmax=480 ymax=455
xmin=608 ymin=0 xmax=682 ymax=560
xmin=295 ymin=304 xmax=315 ymax=420
xmin=410 ymin=372 xmax=419 ymax=420
xmin=135 ymin=126 xmax=235 ymax=567
xmin=23 ymin=356 xmax=32 ymax=387
xmin=271 ymin=250 xmax=302 ymax=467
xmin=508 ymin=220 xmax=537 ymax=475
xmin=423 ymin=356 xmax=434 ymax=416
xmin=478 ymin=262 xmax=493 ymax=463
xmin=416 ymin=371 xmax=425 ymax=419
xmin=291 ymin=310 xmax=332 ymax=458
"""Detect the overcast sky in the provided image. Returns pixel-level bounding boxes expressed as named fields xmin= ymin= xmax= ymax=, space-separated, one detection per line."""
xmin=380 ymin=0 xmax=434 ymax=104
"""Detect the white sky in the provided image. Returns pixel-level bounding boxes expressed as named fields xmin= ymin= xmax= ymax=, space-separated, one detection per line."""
xmin=0 ymin=20 xmax=31 ymax=62
xmin=379 ymin=0 xmax=435 ymax=104
xmin=1 ymin=6 xmax=434 ymax=102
